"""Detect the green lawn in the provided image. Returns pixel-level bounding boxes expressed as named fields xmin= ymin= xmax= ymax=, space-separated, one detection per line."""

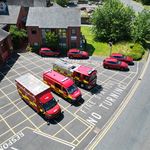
xmin=81 ymin=26 xmax=134 ymax=56
xmin=144 ymin=5 xmax=150 ymax=10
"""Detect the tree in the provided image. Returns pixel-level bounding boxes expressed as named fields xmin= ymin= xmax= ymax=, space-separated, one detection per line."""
xmin=131 ymin=10 xmax=150 ymax=43
xmin=91 ymin=0 xmax=135 ymax=42
xmin=9 ymin=25 xmax=27 ymax=49
xmin=45 ymin=31 xmax=59 ymax=49
xmin=55 ymin=0 xmax=68 ymax=7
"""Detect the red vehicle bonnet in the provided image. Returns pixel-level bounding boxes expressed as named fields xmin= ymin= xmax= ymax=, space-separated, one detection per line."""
xmin=46 ymin=103 xmax=60 ymax=115
xmin=70 ymin=88 xmax=81 ymax=99
xmin=39 ymin=90 xmax=53 ymax=104
xmin=121 ymin=61 xmax=128 ymax=68
xmin=82 ymin=51 xmax=88 ymax=56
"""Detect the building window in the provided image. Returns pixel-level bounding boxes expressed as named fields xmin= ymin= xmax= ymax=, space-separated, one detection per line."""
xmin=55 ymin=83 xmax=61 ymax=89
xmin=71 ymin=28 xmax=77 ymax=36
xmin=31 ymin=28 xmax=37 ymax=34
xmin=58 ymin=29 xmax=66 ymax=38
xmin=34 ymin=42 xmax=39 ymax=46
xmin=71 ymin=41 xmax=76 ymax=48
xmin=59 ymin=42 xmax=67 ymax=48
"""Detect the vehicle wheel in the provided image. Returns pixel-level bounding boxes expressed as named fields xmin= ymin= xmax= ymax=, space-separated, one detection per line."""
xmin=75 ymin=80 xmax=80 ymax=86
xmin=80 ymin=84 xmax=84 ymax=88
xmin=120 ymin=67 xmax=124 ymax=71
xmin=41 ymin=54 xmax=44 ymax=57
xmin=104 ymin=65 xmax=108 ymax=69
xmin=69 ymin=55 xmax=73 ymax=59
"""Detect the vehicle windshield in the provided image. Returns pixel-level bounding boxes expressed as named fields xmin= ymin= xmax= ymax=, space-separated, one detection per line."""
xmin=89 ymin=73 xmax=97 ymax=81
xmin=117 ymin=60 xmax=121 ymax=64
xmin=42 ymin=98 xmax=57 ymax=111
xmin=85 ymin=72 xmax=97 ymax=82
xmin=67 ymin=84 xmax=78 ymax=94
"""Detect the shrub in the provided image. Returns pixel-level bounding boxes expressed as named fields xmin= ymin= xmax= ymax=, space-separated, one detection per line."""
xmin=45 ymin=32 xmax=59 ymax=49
xmin=127 ymin=51 xmax=142 ymax=60
xmin=132 ymin=43 xmax=145 ymax=55
xmin=9 ymin=25 xmax=27 ymax=49
xmin=126 ymin=43 xmax=145 ymax=60
xmin=31 ymin=45 xmax=40 ymax=54
xmin=26 ymin=45 xmax=32 ymax=52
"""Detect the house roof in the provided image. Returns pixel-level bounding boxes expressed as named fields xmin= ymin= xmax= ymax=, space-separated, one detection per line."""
xmin=0 ymin=28 xmax=9 ymax=41
xmin=0 ymin=5 xmax=21 ymax=24
xmin=26 ymin=6 xmax=81 ymax=28
xmin=34 ymin=0 xmax=46 ymax=7
xmin=6 ymin=0 xmax=47 ymax=7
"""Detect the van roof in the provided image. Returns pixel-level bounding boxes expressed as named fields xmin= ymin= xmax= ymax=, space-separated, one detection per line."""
xmin=44 ymin=70 xmax=74 ymax=88
xmin=75 ymin=65 xmax=96 ymax=76
xmin=53 ymin=60 xmax=80 ymax=72
xmin=53 ymin=60 xmax=96 ymax=76
xmin=15 ymin=73 xmax=49 ymax=96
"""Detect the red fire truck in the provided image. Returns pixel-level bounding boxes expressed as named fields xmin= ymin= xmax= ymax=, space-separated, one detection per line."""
xmin=43 ymin=69 xmax=82 ymax=103
xmin=53 ymin=60 xmax=97 ymax=89
xmin=15 ymin=73 xmax=61 ymax=119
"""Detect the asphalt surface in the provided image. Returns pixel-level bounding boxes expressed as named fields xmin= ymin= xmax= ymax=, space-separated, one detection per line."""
xmin=94 ymin=54 xmax=150 ymax=150
xmin=0 ymin=52 xmax=144 ymax=150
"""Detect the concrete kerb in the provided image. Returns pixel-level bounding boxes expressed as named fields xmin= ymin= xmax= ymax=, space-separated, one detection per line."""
xmin=86 ymin=52 xmax=150 ymax=150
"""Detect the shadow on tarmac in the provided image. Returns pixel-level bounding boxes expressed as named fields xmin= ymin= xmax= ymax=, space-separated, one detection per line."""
xmin=90 ymin=84 xmax=103 ymax=94
xmin=0 ymin=53 xmax=20 ymax=81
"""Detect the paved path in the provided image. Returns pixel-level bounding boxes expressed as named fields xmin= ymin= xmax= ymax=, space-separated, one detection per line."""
xmin=94 ymin=54 xmax=150 ymax=150
xmin=120 ymin=0 xmax=143 ymax=12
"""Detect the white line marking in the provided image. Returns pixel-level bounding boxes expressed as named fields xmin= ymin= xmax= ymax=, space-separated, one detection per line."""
xmin=0 ymin=115 xmax=16 ymax=135
xmin=10 ymin=147 xmax=18 ymax=150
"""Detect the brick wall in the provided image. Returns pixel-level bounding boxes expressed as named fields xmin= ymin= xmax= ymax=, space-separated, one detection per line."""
xmin=0 ymin=35 xmax=12 ymax=66
xmin=27 ymin=26 xmax=42 ymax=46
xmin=16 ymin=7 xmax=27 ymax=29
xmin=67 ymin=27 xmax=80 ymax=48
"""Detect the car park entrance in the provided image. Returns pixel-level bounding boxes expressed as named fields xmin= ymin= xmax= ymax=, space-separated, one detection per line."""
xmin=0 ymin=52 xmax=144 ymax=149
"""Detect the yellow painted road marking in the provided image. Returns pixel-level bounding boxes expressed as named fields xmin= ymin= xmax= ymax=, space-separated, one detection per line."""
xmin=0 ymin=113 xmax=36 ymax=138
xmin=34 ymin=129 xmax=76 ymax=148
xmin=0 ymin=98 xmax=20 ymax=110
xmin=0 ymin=115 xmax=16 ymax=135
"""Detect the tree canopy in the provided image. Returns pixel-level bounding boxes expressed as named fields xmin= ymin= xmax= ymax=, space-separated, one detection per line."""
xmin=9 ymin=25 xmax=27 ymax=49
xmin=9 ymin=25 xmax=27 ymax=39
xmin=131 ymin=10 xmax=150 ymax=43
xmin=45 ymin=31 xmax=59 ymax=49
xmin=91 ymin=0 xmax=135 ymax=42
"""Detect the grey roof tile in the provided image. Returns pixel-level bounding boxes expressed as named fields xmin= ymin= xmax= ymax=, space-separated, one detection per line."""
xmin=0 ymin=28 xmax=9 ymax=41
xmin=7 ymin=0 xmax=47 ymax=7
xmin=26 ymin=6 xmax=81 ymax=28
xmin=0 ymin=5 xmax=21 ymax=24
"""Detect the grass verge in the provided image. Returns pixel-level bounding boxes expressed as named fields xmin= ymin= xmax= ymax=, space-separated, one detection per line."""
xmin=81 ymin=26 xmax=146 ymax=60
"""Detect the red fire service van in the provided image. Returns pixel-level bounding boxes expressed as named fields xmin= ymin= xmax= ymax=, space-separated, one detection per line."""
xmin=15 ymin=73 xmax=61 ymax=119
xmin=43 ymin=70 xmax=82 ymax=103
xmin=53 ymin=60 xmax=97 ymax=89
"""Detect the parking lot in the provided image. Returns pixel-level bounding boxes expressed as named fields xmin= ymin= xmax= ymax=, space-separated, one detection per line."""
xmin=0 ymin=52 xmax=144 ymax=150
